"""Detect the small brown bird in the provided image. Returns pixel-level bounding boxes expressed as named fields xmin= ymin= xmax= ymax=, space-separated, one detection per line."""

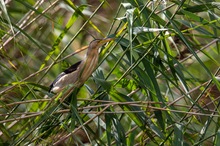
xmin=49 ymin=37 xmax=113 ymax=93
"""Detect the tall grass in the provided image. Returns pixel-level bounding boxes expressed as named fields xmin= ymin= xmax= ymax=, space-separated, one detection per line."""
xmin=0 ymin=0 xmax=220 ymax=145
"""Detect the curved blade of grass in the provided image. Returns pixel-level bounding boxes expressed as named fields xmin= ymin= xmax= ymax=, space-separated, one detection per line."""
xmin=106 ymin=112 xmax=127 ymax=145
xmin=65 ymin=0 xmax=104 ymax=36
xmin=173 ymin=123 xmax=183 ymax=146
xmin=215 ymin=129 xmax=220 ymax=145
xmin=40 ymin=5 xmax=87 ymax=69
xmin=110 ymin=90 xmax=165 ymax=143
xmin=105 ymin=112 xmax=113 ymax=146
xmin=165 ymin=12 xmax=215 ymax=79
xmin=125 ymin=0 xmax=166 ymax=25
xmin=12 ymin=102 xmax=60 ymax=145
xmin=180 ymin=3 xmax=217 ymax=13
xmin=0 ymin=0 xmax=14 ymax=35
xmin=15 ymin=0 xmax=52 ymax=21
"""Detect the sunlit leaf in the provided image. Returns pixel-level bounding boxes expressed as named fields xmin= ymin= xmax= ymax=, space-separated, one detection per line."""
xmin=133 ymin=27 xmax=169 ymax=35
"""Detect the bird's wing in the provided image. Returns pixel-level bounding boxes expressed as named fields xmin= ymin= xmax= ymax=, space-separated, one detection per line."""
xmin=49 ymin=72 xmax=66 ymax=92
xmin=49 ymin=60 xmax=82 ymax=92
xmin=64 ymin=60 xmax=82 ymax=74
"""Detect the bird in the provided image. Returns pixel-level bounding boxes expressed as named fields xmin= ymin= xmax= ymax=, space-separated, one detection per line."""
xmin=49 ymin=37 xmax=114 ymax=93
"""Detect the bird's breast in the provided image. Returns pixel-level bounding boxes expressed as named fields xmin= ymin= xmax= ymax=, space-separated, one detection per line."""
xmin=78 ymin=51 xmax=99 ymax=83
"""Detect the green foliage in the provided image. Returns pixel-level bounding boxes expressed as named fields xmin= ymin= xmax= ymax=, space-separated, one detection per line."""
xmin=1 ymin=0 xmax=220 ymax=145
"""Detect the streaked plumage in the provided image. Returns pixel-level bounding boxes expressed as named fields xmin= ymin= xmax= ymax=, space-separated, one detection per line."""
xmin=49 ymin=38 xmax=113 ymax=93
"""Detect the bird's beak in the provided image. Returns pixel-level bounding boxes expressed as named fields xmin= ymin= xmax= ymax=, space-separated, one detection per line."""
xmin=100 ymin=37 xmax=114 ymax=44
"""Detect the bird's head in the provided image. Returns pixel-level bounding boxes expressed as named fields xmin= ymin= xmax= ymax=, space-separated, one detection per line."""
xmin=89 ymin=37 xmax=114 ymax=51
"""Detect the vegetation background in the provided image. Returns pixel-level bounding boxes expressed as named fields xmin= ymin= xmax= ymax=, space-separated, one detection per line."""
xmin=0 ymin=0 xmax=220 ymax=145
